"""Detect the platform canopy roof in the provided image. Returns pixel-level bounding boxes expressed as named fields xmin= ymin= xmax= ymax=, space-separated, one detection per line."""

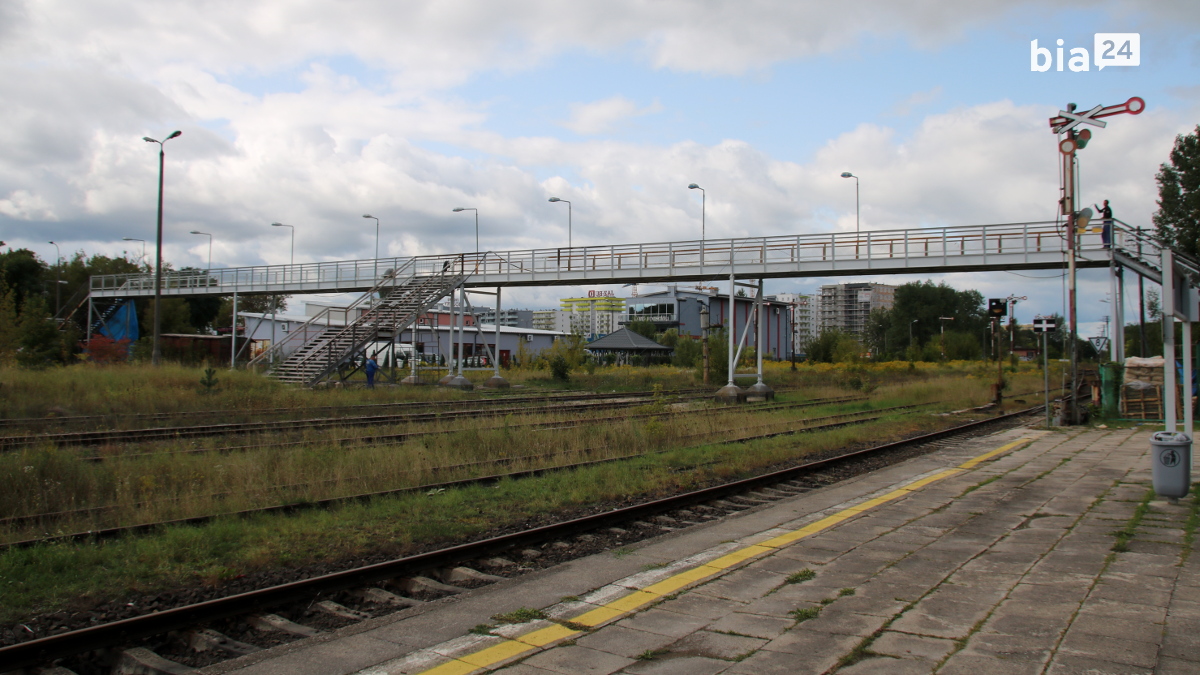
xmin=585 ymin=328 xmax=671 ymax=352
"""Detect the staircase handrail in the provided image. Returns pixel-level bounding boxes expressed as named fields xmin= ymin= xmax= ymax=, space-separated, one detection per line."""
xmin=292 ymin=271 xmax=466 ymax=385
xmin=1113 ymin=221 xmax=1200 ymax=280
xmin=247 ymin=256 xmax=421 ymax=369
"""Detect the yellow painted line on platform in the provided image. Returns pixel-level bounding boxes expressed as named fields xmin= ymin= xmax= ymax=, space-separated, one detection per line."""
xmin=408 ymin=436 xmax=1035 ymax=675
xmin=958 ymin=438 xmax=1032 ymax=469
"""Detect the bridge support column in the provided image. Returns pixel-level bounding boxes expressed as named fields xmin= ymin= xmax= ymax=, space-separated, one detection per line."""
xmin=438 ymin=286 xmax=458 ymax=386
xmin=230 ymin=290 xmax=238 ymax=370
xmin=715 ymin=260 xmax=746 ymax=404
xmin=747 ymin=278 xmax=774 ymax=402
xmin=1111 ymin=263 xmax=1125 ymax=364
xmin=445 ymin=286 xmax=474 ymax=390
xmin=484 ymin=286 xmax=510 ymax=389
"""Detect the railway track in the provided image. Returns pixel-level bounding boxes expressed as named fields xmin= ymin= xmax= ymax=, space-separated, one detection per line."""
xmin=0 ymin=403 xmax=1046 ymax=673
xmin=0 ymin=400 xmax=902 ymax=547
xmin=0 ymin=388 xmax=717 ymax=435
xmin=68 ymin=394 xmax=866 ymax=461
xmin=0 ymin=389 xmax=724 ymax=449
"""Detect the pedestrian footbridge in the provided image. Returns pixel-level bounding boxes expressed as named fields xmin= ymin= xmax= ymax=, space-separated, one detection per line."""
xmin=88 ymin=220 xmax=1136 ymax=299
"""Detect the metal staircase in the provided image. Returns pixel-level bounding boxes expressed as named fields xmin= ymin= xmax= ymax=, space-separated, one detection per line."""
xmin=1113 ymin=224 xmax=1200 ymax=295
xmin=249 ymin=259 xmax=466 ymax=386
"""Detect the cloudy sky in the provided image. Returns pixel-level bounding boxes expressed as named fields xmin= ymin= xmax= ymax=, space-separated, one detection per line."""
xmin=2 ymin=0 xmax=1199 ymax=337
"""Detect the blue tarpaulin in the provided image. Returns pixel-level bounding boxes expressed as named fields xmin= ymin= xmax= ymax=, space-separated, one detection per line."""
xmin=99 ymin=301 xmax=139 ymax=343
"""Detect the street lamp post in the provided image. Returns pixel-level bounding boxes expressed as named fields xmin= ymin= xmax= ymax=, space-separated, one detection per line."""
xmin=688 ymin=184 xmax=705 ymax=262
xmin=939 ymin=317 xmax=955 ymax=359
xmin=548 ymin=198 xmax=572 ymax=249
xmin=122 ymin=238 xmax=147 ymax=267
xmin=452 ymin=207 xmax=478 ymax=254
xmin=910 ymin=318 xmax=919 ymax=354
xmin=48 ymin=241 xmax=61 ymax=315
xmin=840 ymin=172 xmax=859 ymax=235
xmin=271 ymin=220 xmax=294 ymax=265
xmin=362 ymin=214 xmax=380 ymax=279
xmin=189 ymin=231 xmax=212 ymax=270
xmin=144 ymin=130 xmax=182 ymax=366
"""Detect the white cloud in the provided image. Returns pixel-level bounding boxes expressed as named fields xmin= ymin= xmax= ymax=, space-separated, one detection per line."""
xmin=561 ymin=96 xmax=663 ymax=135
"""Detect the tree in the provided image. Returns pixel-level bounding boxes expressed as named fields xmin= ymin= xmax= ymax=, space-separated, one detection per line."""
xmin=215 ymin=294 xmax=291 ymax=331
xmin=807 ymin=328 xmax=860 ymax=364
xmin=16 ymin=296 xmax=62 ymax=367
xmin=0 ymin=281 xmax=17 ymax=365
xmin=626 ymin=319 xmax=657 ymax=340
xmin=879 ymin=281 xmax=987 ymax=359
xmin=1153 ymin=125 xmax=1200 ymax=260
xmin=0 ymin=248 xmax=47 ymax=315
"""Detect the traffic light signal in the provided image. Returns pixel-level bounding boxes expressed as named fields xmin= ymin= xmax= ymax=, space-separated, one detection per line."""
xmin=988 ymin=299 xmax=1007 ymax=317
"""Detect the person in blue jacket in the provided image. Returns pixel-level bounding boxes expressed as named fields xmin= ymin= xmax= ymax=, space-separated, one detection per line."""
xmin=365 ymin=354 xmax=379 ymax=389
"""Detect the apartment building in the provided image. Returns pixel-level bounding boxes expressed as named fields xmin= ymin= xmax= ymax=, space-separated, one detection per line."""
xmin=816 ymin=283 xmax=896 ymax=337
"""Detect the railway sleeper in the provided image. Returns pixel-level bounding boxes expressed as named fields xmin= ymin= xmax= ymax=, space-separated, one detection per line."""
xmin=187 ymin=628 xmax=262 ymax=656
xmin=114 ymin=647 xmax=198 ymax=675
xmin=246 ymin=613 xmax=324 ymax=638
xmin=388 ymin=576 xmax=465 ymax=597
xmin=351 ymin=587 xmax=424 ymax=608
xmin=313 ymin=600 xmax=371 ymax=622
xmin=432 ymin=566 xmax=505 ymax=585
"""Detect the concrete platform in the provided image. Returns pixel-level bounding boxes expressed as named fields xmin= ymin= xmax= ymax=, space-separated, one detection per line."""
xmin=207 ymin=427 xmax=1200 ymax=675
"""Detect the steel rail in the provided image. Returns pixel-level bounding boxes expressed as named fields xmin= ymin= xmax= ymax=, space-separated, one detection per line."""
xmin=0 ymin=389 xmax=714 ymax=431
xmin=73 ymin=395 xmax=866 ymax=462
xmin=0 ymin=404 xmax=1042 ymax=669
xmin=0 ymin=393 xmax=708 ymax=449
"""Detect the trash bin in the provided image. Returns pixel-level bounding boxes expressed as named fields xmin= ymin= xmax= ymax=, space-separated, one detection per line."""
xmin=1150 ymin=431 xmax=1192 ymax=499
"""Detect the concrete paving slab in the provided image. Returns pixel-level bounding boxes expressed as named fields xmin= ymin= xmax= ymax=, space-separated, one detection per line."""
xmin=665 ymin=630 xmax=765 ymax=660
xmin=653 ymin=595 xmax=746 ymax=620
xmin=619 ymin=609 xmax=712 ymax=638
xmin=722 ymin=647 xmax=831 ymax=675
xmin=619 ymin=656 xmax=732 ymax=675
xmin=1057 ymin=631 xmax=1159 ymax=669
xmin=869 ymin=631 xmax=954 ymax=662
xmin=837 ymin=656 xmax=933 ymax=674
xmin=703 ymin=612 xmax=793 ymax=640
xmin=519 ymin=645 xmax=635 ymax=675
xmin=573 ymin=625 xmax=676 ymax=659
xmin=1044 ymin=653 xmax=1153 ymax=675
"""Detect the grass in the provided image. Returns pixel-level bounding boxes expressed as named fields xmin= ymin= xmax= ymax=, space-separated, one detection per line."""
xmin=788 ymin=606 xmax=821 ymax=623
xmin=785 ymin=569 xmax=816 ymax=584
xmin=1111 ymin=489 xmax=1155 ymax=553
xmin=491 ymin=607 xmax=547 ymax=624
xmin=0 ymin=361 xmax=1054 ymax=624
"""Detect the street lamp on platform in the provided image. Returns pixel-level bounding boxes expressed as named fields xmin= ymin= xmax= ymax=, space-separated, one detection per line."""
xmin=189 ymin=231 xmax=212 ymax=270
xmin=548 ymin=198 xmax=572 ymax=249
xmin=144 ymin=129 xmax=182 ymax=365
xmin=452 ymin=207 xmax=478 ymax=253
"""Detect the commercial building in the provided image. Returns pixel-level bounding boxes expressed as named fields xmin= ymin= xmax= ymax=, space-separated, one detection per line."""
xmin=770 ymin=292 xmax=818 ymax=356
xmin=239 ymin=302 xmax=564 ymax=367
xmin=560 ymin=294 xmax=626 ymax=338
xmin=623 ymin=286 xmax=794 ymax=360
xmin=476 ymin=308 xmax=534 ymax=329
xmin=817 ymin=282 xmax=896 ymax=337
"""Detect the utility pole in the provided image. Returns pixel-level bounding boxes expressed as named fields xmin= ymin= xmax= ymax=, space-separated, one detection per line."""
xmin=700 ymin=304 xmax=711 ymax=385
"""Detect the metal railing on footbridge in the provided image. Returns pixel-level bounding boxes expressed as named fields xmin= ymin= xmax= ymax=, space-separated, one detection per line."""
xmin=89 ymin=219 xmax=1128 ymax=298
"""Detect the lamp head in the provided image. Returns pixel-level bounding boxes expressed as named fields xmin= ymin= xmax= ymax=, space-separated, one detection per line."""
xmin=688 ymin=183 xmax=701 ymax=190
xmin=271 ymin=222 xmax=284 ymax=227
xmin=548 ymin=197 xmax=561 ymax=203
xmin=452 ymin=208 xmax=465 ymax=212
xmin=362 ymin=214 xmax=374 ymax=219
xmin=840 ymin=172 xmax=854 ymax=178
xmin=166 ymin=130 xmax=182 ymax=140
xmin=189 ymin=230 xmax=203 ymax=235
xmin=143 ymin=137 xmax=156 ymax=143
xmin=122 ymin=237 xmax=138 ymax=241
